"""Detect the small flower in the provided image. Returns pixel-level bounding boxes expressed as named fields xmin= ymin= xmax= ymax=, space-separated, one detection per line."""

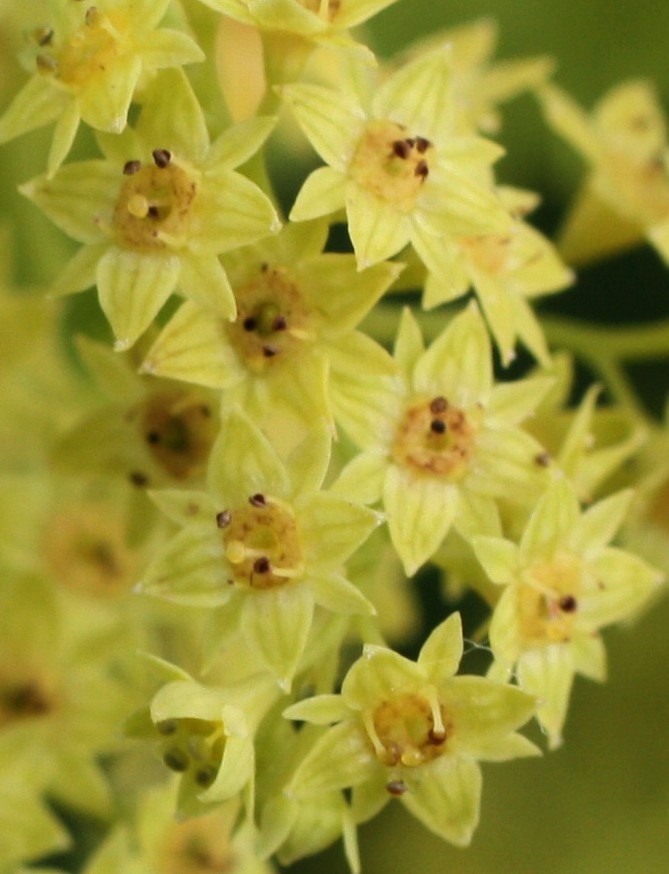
xmin=20 ymin=68 xmax=280 ymax=350
xmin=334 ymin=303 xmax=552 ymax=575
xmin=284 ymin=613 xmax=538 ymax=847
xmin=538 ymin=79 xmax=669 ymax=264
xmin=141 ymin=219 xmax=400 ymax=440
xmin=0 ymin=0 xmax=204 ymax=174
xmin=137 ymin=409 xmax=380 ymax=689
xmin=472 ymin=477 xmax=663 ymax=747
xmin=421 ymin=187 xmax=574 ymax=366
xmin=282 ymin=47 xmax=510 ymax=268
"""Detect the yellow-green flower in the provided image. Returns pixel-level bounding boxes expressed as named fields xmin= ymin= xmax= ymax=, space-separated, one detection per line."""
xmin=284 ymin=613 xmax=537 ymax=847
xmin=334 ymin=304 xmax=552 ymax=575
xmin=397 ymin=18 xmax=555 ymax=136
xmin=141 ymin=219 xmax=399 ymax=440
xmin=0 ymin=0 xmax=204 ymax=175
xmin=421 ymin=188 xmax=574 ymax=366
xmin=283 ymin=47 xmax=510 ymax=268
xmin=538 ymin=79 xmax=669 ymax=265
xmin=21 ymin=68 xmax=280 ymax=350
xmin=472 ymin=478 xmax=663 ymax=747
xmin=138 ymin=409 xmax=380 ymax=689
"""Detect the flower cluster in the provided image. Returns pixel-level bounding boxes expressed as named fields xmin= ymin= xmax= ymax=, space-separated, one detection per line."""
xmin=0 ymin=1 xmax=666 ymax=872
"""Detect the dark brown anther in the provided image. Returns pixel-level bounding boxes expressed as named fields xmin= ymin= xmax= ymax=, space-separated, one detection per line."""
xmin=216 ymin=510 xmax=232 ymax=528
xmin=414 ymin=160 xmax=429 ymax=179
xmin=428 ymin=729 xmax=446 ymax=745
xmin=429 ymin=396 xmax=448 ymax=414
xmin=156 ymin=719 xmax=178 ymax=735
xmin=147 ymin=430 xmax=161 ymax=444
xmin=534 ymin=451 xmax=551 ymax=467
xmin=36 ymin=54 xmax=58 ymax=74
xmin=262 ymin=345 xmax=278 ymax=357
xmin=430 ymin=419 xmax=446 ymax=434
xmin=129 ymin=471 xmax=149 ymax=487
xmin=260 ymin=262 xmax=269 ymax=272
xmin=85 ymin=7 xmax=99 ymax=26
xmin=243 ymin=316 xmax=257 ymax=331
xmin=34 ymin=28 xmax=54 ymax=46
xmin=386 ymin=780 xmax=408 ymax=796
xmin=253 ymin=557 xmax=270 ymax=574
xmin=272 ymin=315 xmax=287 ymax=331
xmin=147 ymin=205 xmax=160 ymax=219
xmin=405 ymin=137 xmax=416 ymax=148
xmin=249 ymin=493 xmax=266 ymax=507
xmin=194 ymin=767 xmax=217 ymax=788
xmin=152 ymin=148 xmax=172 ymax=168
xmin=391 ymin=140 xmax=411 ymax=159
xmin=123 ymin=159 xmax=141 ymax=175
xmin=415 ymin=136 xmax=431 ymax=153
xmin=558 ymin=595 xmax=578 ymax=613
xmin=163 ymin=747 xmax=189 ymax=772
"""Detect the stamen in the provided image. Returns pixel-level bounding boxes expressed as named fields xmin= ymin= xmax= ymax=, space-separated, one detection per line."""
xmin=249 ymin=494 xmax=266 ymax=507
xmin=415 ymin=136 xmax=431 ymax=153
xmin=425 ymin=687 xmax=447 ymax=740
xmin=34 ymin=28 xmax=54 ymax=46
xmin=36 ymin=54 xmax=58 ymax=74
xmin=163 ymin=747 xmax=189 ymax=772
xmin=123 ymin=159 xmax=141 ymax=175
xmin=216 ymin=510 xmax=231 ymax=528
xmin=392 ymin=140 xmax=411 ymax=159
xmin=558 ymin=595 xmax=578 ymax=613
xmin=430 ymin=396 xmax=448 ymax=414
xmin=129 ymin=471 xmax=149 ymax=487
xmin=363 ymin=711 xmax=387 ymax=760
xmin=534 ymin=451 xmax=551 ymax=467
xmin=152 ymin=148 xmax=172 ymax=168
xmin=262 ymin=345 xmax=278 ymax=357
xmin=386 ymin=779 xmax=408 ymax=796
xmin=253 ymin=557 xmax=270 ymax=574
xmin=127 ymin=193 xmax=150 ymax=218
xmin=414 ymin=160 xmax=429 ymax=179
xmin=430 ymin=419 xmax=446 ymax=434
xmin=243 ymin=317 xmax=256 ymax=331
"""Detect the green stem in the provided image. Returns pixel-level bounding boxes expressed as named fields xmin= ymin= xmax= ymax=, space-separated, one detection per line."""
xmin=543 ymin=316 xmax=669 ymax=361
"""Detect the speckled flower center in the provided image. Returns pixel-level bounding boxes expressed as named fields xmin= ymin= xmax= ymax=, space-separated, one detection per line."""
xmin=391 ymin=396 xmax=477 ymax=479
xmin=161 ymin=814 xmax=235 ymax=874
xmin=219 ymin=497 xmax=303 ymax=590
xmin=131 ymin=390 xmax=215 ymax=482
xmin=41 ymin=506 xmax=136 ymax=599
xmin=157 ymin=717 xmax=225 ymax=790
xmin=114 ymin=159 xmax=197 ymax=252
xmin=35 ymin=8 xmax=125 ymax=87
xmin=519 ymin=552 xmax=583 ymax=645
xmin=227 ymin=263 xmax=314 ymax=373
xmin=367 ymin=693 xmax=449 ymax=768
xmin=349 ymin=120 xmax=433 ymax=212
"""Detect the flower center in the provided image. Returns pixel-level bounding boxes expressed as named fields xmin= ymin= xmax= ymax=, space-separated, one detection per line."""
xmin=227 ymin=263 xmax=314 ymax=373
xmin=113 ymin=152 xmax=198 ymax=252
xmin=161 ymin=815 xmax=236 ymax=874
xmin=41 ymin=505 xmax=136 ymax=599
xmin=518 ymin=552 xmax=583 ymax=645
xmin=0 ymin=676 xmax=54 ymax=727
xmin=365 ymin=691 xmax=449 ymax=769
xmin=130 ymin=390 xmax=216 ymax=482
xmin=391 ymin=396 xmax=477 ymax=479
xmin=217 ymin=495 xmax=304 ymax=590
xmin=35 ymin=7 xmax=125 ymax=88
xmin=348 ymin=120 xmax=433 ymax=212
xmin=461 ymin=233 xmax=513 ymax=275
xmin=157 ymin=717 xmax=226 ymax=790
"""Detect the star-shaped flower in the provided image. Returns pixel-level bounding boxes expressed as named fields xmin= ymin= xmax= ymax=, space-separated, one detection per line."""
xmin=334 ymin=303 xmax=552 ymax=575
xmin=0 ymin=0 xmax=204 ymax=174
xmin=284 ymin=612 xmax=537 ymax=847
xmin=538 ymin=79 xmax=669 ymax=265
xmin=20 ymin=68 xmax=280 ymax=350
xmin=472 ymin=477 xmax=663 ymax=747
xmin=141 ymin=219 xmax=400 ymax=440
xmin=283 ymin=47 xmax=510 ymax=268
xmin=138 ymin=408 xmax=380 ymax=689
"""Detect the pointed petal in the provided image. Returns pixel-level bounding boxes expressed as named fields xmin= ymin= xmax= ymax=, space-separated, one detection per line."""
xmin=286 ymin=427 xmax=331 ymax=496
xmin=517 ymin=644 xmax=575 ymax=749
xmin=571 ymin=489 xmax=632 ymax=555
xmin=346 ymin=185 xmax=411 ymax=267
xmin=471 ymin=536 xmax=518 ymax=585
xmin=0 ymin=74 xmax=67 ymax=139
xmin=20 ymin=162 xmax=118 ymax=244
xmin=50 ymin=243 xmax=108 ymax=297
xmin=140 ymin=28 xmax=206 ymax=71
xmin=97 ymin=248 xmax=180 ymax=350
xmin=298 ymin=492 xmax=380 ymax=569
xmin=284 ymin=694 xmax=351 ymax=725
xmin=582 ymin=548 xmax=661 ymax=627
xmin=290 ymin=166 xmax=347 ymax=221
xmin=241 ymin=585 xmax=314 ymax=690
xmin=487 ymin=376 xmax=554 ymax=424
xmin=290 ymin=721 xmax=376 ymax=796
xmin=444 ymin=675 xmax=536 ymax=751
xmin=207 ymin=408 xmax=290 ymax=504
xmin=402 ymin=757 xmax=482 ymax=846
xmin=207 ymin=116 xmax=277 ymax=171
xmin=310 ymin=571 xmax=375 ymax=616
xmin=79 ymin=54 xmax=141 ymax=133
xmin=393 ymin=307 xmax=425 ymax=383
xmin=178 ymin=252 xmax=236 ymax=317
xmin=137 ymin=68 xmax=208 ymax=163
xmin=519 ymin=478 xmax=580 ymax=563
xmin=384 ymin=464 xmax=459 ymax=575
xmin=47 ymin=101 xmax=81 ymax=177
xmin=332 ymin=451 xmax=388 ymax=504
xmin=418 ymin=612 xmax=463 ymax=680
xmin=342 ymin=646 xmax=422 ymax=707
